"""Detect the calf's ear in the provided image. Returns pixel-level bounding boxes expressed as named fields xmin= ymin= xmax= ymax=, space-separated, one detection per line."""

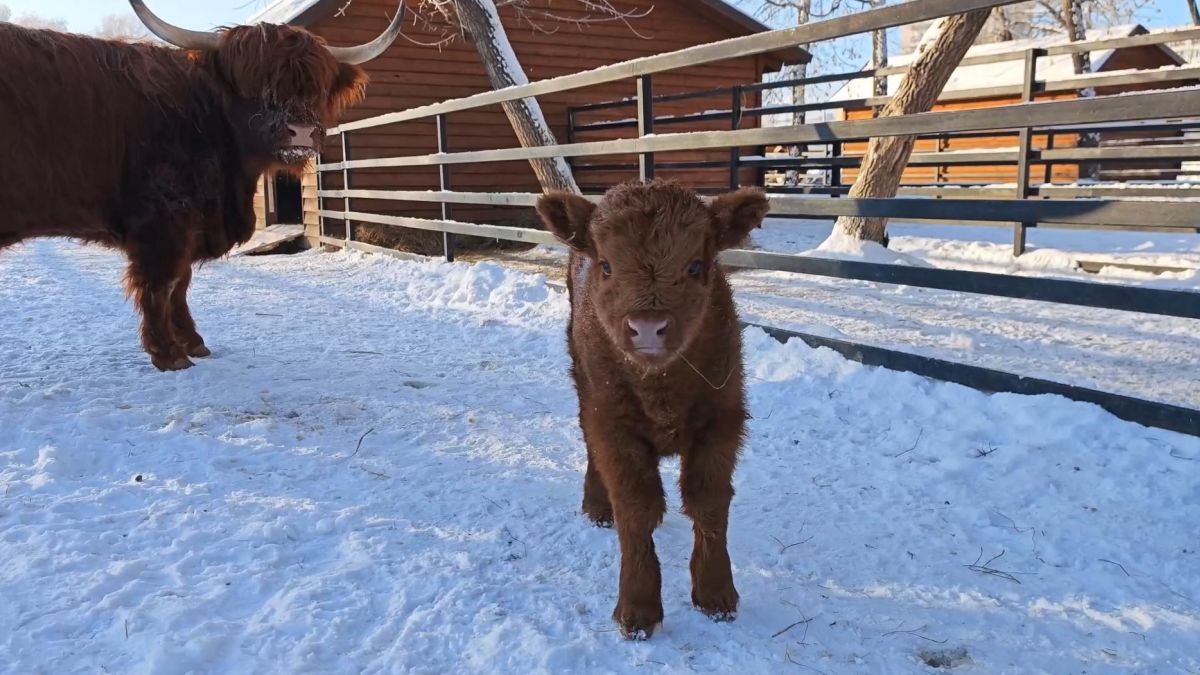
xmin=710 ymin=188 xmax=770 ymax=250
xmin=536 ymin=192 xmax=597 ymax=254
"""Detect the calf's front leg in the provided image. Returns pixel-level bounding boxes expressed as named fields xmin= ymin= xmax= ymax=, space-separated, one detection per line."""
xmin=587 ymin=422 xmax=667 ymax=639
xmin=680 ymin=425 xmax=741 ymax=621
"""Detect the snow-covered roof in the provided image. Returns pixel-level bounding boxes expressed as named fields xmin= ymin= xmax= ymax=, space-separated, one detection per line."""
xmin=249 ymin=0 xmax=809 ymax=66
xmin=832 ymin=24 xmax=1186 ymax=102
xmin=248 ymin=0 xmax=316 ymax=24
xmin=1157 ymin=25 xmax=1200 ymax=64
xmin=250 ymin=0 xmax=780 ymax=36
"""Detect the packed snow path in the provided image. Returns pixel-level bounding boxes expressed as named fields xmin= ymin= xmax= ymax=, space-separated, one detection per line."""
xmin=1 ymin=241 xmax=1198 ymax=674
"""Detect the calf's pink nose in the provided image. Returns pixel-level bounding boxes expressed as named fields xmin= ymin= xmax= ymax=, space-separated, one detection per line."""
xmin=627 ymin=316 xmax=670 ymax=352
xmin=287 ymin=124 xmax=317 ymax=147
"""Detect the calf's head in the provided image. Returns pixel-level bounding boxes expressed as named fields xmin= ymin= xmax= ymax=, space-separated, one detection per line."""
xmin=129 ymin=0 xmax=402 ymax=170
xmin=538 ymin=181 xmax=769 ymax=368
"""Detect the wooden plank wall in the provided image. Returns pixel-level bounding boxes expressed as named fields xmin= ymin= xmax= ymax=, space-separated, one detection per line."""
xmin=312 ymin=0 xmax=776 ymax=226
xmin=839 ymin=45 xmax=1190 ymax=187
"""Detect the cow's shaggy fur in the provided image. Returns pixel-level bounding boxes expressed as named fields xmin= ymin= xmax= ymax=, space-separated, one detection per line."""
xmin=0 ymin=21 xmax=368 ymax=370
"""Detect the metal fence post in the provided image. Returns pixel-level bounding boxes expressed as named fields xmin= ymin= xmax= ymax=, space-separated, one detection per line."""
xmin=566 ymin=107 xmax=577 ymax=175
xmin=637 ymin=75 xmax=655 ymax=181
xmin=1013 ymin=48 xmax=1043 ymax=257
xmin=830 ymin=141 xmax=843 ymax=196
xmin=437 ymin=114 xmax=455 ymax=262
xmin=341 ymin=131 xmax=353 ymax=244
xmin=729 ymin=85 xmax=743 ymax=190
xmin=316 ymin=152 xmax=325 ymax=241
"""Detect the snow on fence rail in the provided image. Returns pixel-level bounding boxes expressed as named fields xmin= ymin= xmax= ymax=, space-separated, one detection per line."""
xmin=312 ymin=0 xmax=1200 ymax=437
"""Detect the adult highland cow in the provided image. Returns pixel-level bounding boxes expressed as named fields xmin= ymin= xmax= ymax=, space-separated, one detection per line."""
xmin=537 ymin=180 xmax=770 ymax=639
xmin=0 ymin=1 xmax=403 ymax=370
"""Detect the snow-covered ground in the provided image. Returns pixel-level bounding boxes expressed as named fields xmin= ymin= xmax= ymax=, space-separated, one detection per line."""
xmin=2 ymin=240 xmax=1198 ymax=674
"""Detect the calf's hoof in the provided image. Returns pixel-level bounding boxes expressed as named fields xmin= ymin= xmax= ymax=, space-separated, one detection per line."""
xmin=692 ymin=584 xmax=739 ymax=622
xmin=613 ymin=601 xmax=663 ymax=641
xmin=152 ymin=355 xmax=195 ymax=371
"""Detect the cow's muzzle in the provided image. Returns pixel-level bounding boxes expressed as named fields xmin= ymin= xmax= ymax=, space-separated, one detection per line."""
xmin=287 ymin=124 xmax=318 ymax=149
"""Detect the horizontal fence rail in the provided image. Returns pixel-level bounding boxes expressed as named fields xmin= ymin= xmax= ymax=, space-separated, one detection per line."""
xmin=331 ymin=0 xmax=1026 ymax=133
xmin=314 ymin=0 xmax=1200 ymax=436
xmin=573 ymin=26 xmax=1200 ymax=115
xmin=320 ymin=91 xmax=1200 ymax=171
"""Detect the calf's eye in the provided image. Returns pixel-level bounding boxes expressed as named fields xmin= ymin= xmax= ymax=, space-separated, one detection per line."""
xmin=686 ymin=260 xmax=703 ymax=277
xmin=600 ymin=260 xmax=612 ymax=277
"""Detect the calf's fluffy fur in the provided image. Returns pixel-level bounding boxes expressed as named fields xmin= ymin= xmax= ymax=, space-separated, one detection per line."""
xmin=537 ymin=180 xmax=769 ymax=639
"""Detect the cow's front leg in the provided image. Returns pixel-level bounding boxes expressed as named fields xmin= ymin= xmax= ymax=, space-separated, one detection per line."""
xmin=170 ymin=265 xmax=210 ymax=358
xmin=680 ymin=423 xmax=741 ymax=621
xmin=126 ymin=253 xmax=192 ymax=372
xmin=587 ymin=423 xmax=666 ymax=639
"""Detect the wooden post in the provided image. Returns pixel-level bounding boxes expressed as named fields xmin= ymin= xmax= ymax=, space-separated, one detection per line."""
xmin=437 ymin=114 xmax=455 ymax=262
xmin=341 ymin=132 xmax=353 ymax=243
xmin=729 ymin=85 xmax=743 ymax=190
xmin=1013 ymin=48 xmax=1043 ymax=257
xmin=637 ymin=75 xmax=655 ymax=181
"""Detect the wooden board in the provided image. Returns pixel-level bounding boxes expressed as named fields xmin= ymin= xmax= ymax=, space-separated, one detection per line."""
xmin=229 ymin=224 xmax=305 ymax=256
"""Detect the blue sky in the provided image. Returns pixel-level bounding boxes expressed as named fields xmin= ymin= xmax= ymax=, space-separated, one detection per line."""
xmin=1 ymin=1 xmax=1193 ymax=35
xmin=0 ymin=0 xmax=267 ymax=32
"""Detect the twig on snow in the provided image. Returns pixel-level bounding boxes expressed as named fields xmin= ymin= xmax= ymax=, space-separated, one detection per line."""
xmin=784 ymin=647 xmax=829 ymax=674
xmin=348 ymin=427 xmax=375 ymax=459
xmin=1099 ymin=558 xmax=1130 ymax=577
xmin=965 ymin=548 xmax=1021 ymax=584
xmin=893 ymin=428 xmax=924 ymax=458
xmin=772 ymin=615 xmax=814 ymax=639
xmin=1169 ymin=449 xmax=1196 ymax=461
xmin=772 ymin=534 xmax=814 ymax=554
xmin=359 ymin=466 xmax=390 ymax=479
xmin=881 ymin=623 xmax=948 ymax=644
xmin=973 ymin=444 xmax=998 ymax=458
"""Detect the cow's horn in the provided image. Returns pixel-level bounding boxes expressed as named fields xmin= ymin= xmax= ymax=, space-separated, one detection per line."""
xmin=129 ymin=0 xmax=222 ymax=51
xmin=326 ymin=5 xmax=405 ymax=65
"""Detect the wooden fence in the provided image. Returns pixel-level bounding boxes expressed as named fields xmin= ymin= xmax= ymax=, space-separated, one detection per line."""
xmin=314 ymin=0 xmax=1200 ymax=436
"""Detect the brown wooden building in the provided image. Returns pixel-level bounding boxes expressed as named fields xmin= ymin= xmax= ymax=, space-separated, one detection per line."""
xmin=251 ymin=0 xmax=807 ymax=244
xmin=834 ymin=25 xmax=1191 ymax=186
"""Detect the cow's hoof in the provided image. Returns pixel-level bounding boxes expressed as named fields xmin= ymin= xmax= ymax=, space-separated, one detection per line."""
xmin=692 ymin=585 xmax=739 ymax=621
xmin=187 ymin=343 xmax=212 ymax=358
xmin=583 ymin=503 xmax=614 ymax=528
xmin=153 ymin=355 xmax=195 ymax=371
xmin=613 ymin=601 xmax=663 ymax=641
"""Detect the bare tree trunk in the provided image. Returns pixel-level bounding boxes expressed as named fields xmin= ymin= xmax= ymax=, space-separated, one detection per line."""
xmin=453 ymin=0 xmax=579 ymax=193
xmin=835 ymin=10 xmax=991 ymax=243
xmin=1062 ymin=0 xmax=1092 ymax=77
xmin=1189 ymin=0 xmax=1200 ymax=26
xmin=786 ymin=1 xmax=812 ymax=186
xmin=991 ymin=7 xmax=1015 ymax=41
xmin=1061 ymin=0 xmax=1099 ymax=177
xmin=871 ymin=20 xmax=889 ymax=101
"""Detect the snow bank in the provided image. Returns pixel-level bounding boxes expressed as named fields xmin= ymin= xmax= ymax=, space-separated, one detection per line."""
xmin=1 ymin=241 xmax=1198 ymax=673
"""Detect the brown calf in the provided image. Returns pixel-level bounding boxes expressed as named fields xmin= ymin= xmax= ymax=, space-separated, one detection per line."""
xmin=537 ymin=180 xmax=769 ymax=639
